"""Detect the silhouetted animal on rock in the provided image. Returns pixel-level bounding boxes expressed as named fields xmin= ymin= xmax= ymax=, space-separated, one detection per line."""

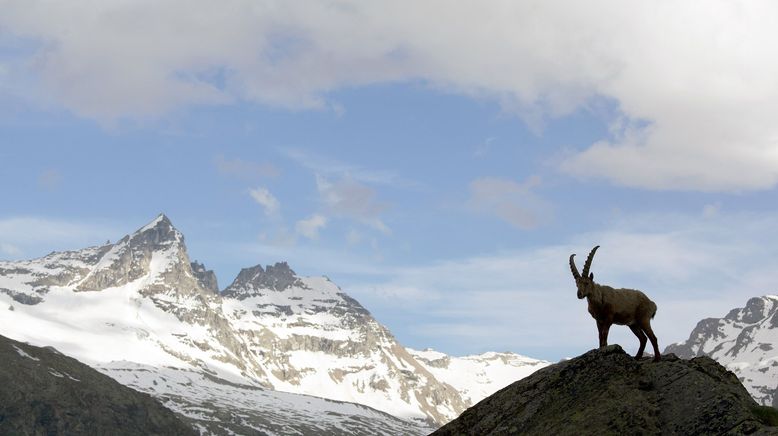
xmin=570 ymin=246 xmax=660 ymax=362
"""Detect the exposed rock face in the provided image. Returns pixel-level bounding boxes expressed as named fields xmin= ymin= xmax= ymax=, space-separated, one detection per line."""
xmin=0 ymin=334 xmax=195 ymax=436
xmin=191 ymin=261 xmax=219 ymax=294
xmin=434 ymin=345 xmax=778 ymax=436
xmin=223 ymin=261 xmax=303 ymax=297
xmin=665 ymin=295 xmax=778 ymax=407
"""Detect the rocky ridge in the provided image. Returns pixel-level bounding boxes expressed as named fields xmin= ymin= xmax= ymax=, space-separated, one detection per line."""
xmin=433 ymin=345 xmax=778 ymax=435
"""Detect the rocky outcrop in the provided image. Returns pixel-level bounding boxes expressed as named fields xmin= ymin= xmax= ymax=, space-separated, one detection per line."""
xmin=191 ymin=260 xmax=219 ymax=294
xmin=433 ymin=345 xmax=778 ymax=436
xmin=0 ymin=334 xmax=196 ymax=436
xmin=223 ymin=261 xmax=303 ymax=297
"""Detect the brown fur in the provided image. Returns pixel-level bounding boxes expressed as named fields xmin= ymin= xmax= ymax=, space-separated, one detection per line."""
xmin=570 ymin=246 xmax=660 ymax=362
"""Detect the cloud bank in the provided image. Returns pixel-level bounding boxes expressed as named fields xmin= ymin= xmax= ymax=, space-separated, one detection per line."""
xmin=2 ymin=1 xmax=778 ymax=191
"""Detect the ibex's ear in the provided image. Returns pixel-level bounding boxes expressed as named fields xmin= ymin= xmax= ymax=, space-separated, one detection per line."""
xmin=589 ymin=272 xmax=594 ymax=280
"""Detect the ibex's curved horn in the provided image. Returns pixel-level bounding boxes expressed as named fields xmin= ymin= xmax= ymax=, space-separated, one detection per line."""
xmin=582 ymin=245 xmax=600 ymax=277
xmin=569 ymin=254 xmax=581 ymax=279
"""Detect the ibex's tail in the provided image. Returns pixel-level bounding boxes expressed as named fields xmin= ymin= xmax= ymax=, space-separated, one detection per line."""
xmin=650 ymin=301 xmax=657 ymax=319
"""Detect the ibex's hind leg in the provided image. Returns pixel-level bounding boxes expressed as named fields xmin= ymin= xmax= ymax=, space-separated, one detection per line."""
xmin=629 ymin=324 xmax=647 ymax=360
xmin=639 ymin=319 xmax=661 ymax=362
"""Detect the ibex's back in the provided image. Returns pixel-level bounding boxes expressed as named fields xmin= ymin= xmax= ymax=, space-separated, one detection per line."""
xmin=570 ymin=246 xmax=660 ymax=362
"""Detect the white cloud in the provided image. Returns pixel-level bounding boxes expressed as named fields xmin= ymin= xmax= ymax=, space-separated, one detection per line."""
xmin=3 ymin=1 xmax=778 ymax=190
xmin=295 ymin=214 xmax=327 ymax=240
xmin=468 ymin=176 xmax=550 ymax=229
xmin=249 ymin=187 xmax=280 ymax=217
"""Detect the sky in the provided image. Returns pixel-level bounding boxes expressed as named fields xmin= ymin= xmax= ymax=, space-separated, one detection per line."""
xmin=2 ymin=1 xmax=778 ymax=361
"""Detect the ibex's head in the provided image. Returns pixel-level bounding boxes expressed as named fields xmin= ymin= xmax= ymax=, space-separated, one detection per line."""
xmin=570 ymin=245 xmax=599 ymax=299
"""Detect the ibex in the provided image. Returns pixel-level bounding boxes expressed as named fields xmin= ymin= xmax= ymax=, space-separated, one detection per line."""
xmin=570 ymin=246 xmax=660 ymax=362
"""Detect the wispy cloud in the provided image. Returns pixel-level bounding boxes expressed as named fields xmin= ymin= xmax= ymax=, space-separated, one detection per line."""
xmin=467 ymin=176 xmax=551 ymax=229
xmin=295 ymin=214 xmax=327 ymax=240
xmin=249 ymin=187 xmax=280 ymax=217
xmin=316 ymin=175 xmax=391 ymax=234
xmin=473 ymin=137 xmax=496 ymax=158
xmin=282 ymin=148 xmax=419 ymax=189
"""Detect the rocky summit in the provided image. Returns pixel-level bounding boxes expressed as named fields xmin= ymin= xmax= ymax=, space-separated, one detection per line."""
xmin=433 ymin=345 xmax=778 ymax=436
xmin=0 ymin=333 xmax=196 ymax=436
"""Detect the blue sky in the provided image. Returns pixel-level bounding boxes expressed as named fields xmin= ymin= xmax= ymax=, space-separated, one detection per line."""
xmin=2 ymin=1 xmax=778 ymax=361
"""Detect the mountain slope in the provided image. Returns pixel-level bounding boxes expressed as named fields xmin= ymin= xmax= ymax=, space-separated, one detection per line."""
xmin=100 ymin=361 xmax=431 ymax=435
xmin=0 ymin=333 xmax=196 ymax=436
xmin=665 ymin=295 xmax=778 ymax=407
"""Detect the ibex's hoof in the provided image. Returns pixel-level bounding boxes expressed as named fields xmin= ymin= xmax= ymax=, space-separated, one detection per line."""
xmin=652 ymin=356 xmax=661 ymax=362
xmin=634 ymin=355 xmax=643 ymax=360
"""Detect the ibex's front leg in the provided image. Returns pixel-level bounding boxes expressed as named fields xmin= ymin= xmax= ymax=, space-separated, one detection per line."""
xmin=596 ymin=321 xmax=611 ymax=348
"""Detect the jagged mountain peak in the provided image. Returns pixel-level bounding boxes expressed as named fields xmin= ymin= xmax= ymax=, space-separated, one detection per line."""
xmin=75 ymin=213 xmax=196 ymax=294
xmin=223 ymin=261 xmax=303 ymax=297
xmin=124 ymin=213 xmax=183 ymax=247
xmin=724 ymin=295 xmax=778 ymax=323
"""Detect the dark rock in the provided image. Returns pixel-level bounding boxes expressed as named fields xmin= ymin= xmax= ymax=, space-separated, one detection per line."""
xmin=432 ymin=345 xmax=778 ymax=436
xmin=0 ymin=334 xmax=196 ymax=436
xmin=223 ymin=261 xmax=303 ymax=297
xmin=191 ymin=261 xmax=219 ymax=294
xmin=0 ymin=288 xmax=43 ymax=305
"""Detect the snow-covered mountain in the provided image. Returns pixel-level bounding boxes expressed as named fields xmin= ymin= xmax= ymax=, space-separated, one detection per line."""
xmin=409 ymin=348 xmax=550 ymax=405
xmin=665 ymin=295 xmax=778 ymax=407
xmin=0 ymin=214 xmax=547 ymax=432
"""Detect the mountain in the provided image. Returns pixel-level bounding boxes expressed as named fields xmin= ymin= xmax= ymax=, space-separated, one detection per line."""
xmin=408 ymin=348 xmax=550 ymax=405
xmin=665 ymin=295 xmax=778 ymax=407
xmin=0 ymin=214 xmax=548 ymax=432
xmin=0 ymin=333 xmax=196 ymax=436
xmin=221 ymin=261 xmax=467 ymax=424
xmin=433 ymin=345 xmax=778 ymax=435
